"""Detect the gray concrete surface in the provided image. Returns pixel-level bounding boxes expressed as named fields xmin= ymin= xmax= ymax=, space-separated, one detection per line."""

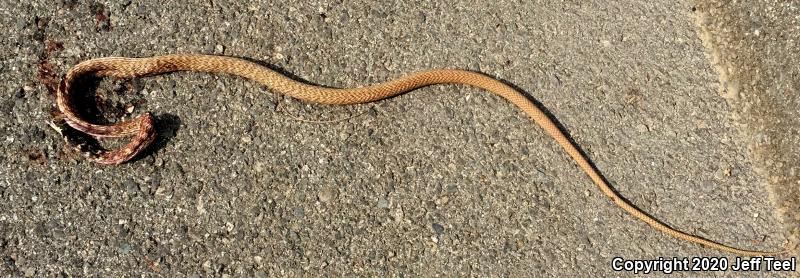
xmin=694 ymin=0 xmax=800 ymax=256
xmin=0 ymin=0 xmax=796 ymax=276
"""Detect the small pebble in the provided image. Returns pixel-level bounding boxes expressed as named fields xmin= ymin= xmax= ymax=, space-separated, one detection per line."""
xmin=434 ymin=196 xmax=449 ymax=206
xmin=123 ymin=179 xmax=139 ymax=194
xmin=154 ymin=186 xmax=166 ymax=197
xmin=377 ymin=198 xmax=390 ymax=208
xmin=446 ymin=184 xmax=458 ymax=193
xmin=533 ymin=169 xmax=548 ymax=182
xmin=118 ymin=243 xmax=132 ymax=253
xmin=292 ymin=207 xmax=305 ymax=218
xmin=318 ymin=189 xmax=333 ymax=202
xmin=432 ymin=223 xmax=445 ymax=235
xmin=392 ymin=206 xmax=404 ymax=222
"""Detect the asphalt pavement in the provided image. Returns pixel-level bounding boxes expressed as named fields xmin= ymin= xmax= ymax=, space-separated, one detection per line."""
xmin=0 ymin=0 xmax=797 ymax=276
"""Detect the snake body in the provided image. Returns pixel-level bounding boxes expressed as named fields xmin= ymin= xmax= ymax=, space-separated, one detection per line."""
xmin=56 ymin=54 xmax=789 ymax=256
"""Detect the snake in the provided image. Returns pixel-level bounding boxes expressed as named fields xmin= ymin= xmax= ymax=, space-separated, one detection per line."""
xmin=55 ymin=54 xmax=791 ymax=256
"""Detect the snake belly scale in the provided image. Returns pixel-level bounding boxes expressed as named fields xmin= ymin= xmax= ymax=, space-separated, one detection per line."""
xmin=55 ymin=54 xmax=790 ymax=256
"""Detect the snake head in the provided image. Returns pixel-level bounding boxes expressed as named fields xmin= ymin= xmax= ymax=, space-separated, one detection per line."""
xmin=86 ymin=113 xmax=157 ymax=165
xmin=55 ymin=112 xmax=157 ymax=165
xmin=56 ymin=66 xmax=158 ymax=165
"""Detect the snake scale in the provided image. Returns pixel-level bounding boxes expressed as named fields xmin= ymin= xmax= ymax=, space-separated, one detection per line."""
xmin=55 ymin=54 xmax=790 ymax=256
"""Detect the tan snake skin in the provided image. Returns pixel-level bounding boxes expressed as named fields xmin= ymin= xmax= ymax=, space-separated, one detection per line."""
xmin=56 ymin=54 xmax=790 ymax=256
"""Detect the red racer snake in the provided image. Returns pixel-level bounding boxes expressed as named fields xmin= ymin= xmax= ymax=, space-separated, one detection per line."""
xmin=55 ymin=54 xmax=791 ymax=256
